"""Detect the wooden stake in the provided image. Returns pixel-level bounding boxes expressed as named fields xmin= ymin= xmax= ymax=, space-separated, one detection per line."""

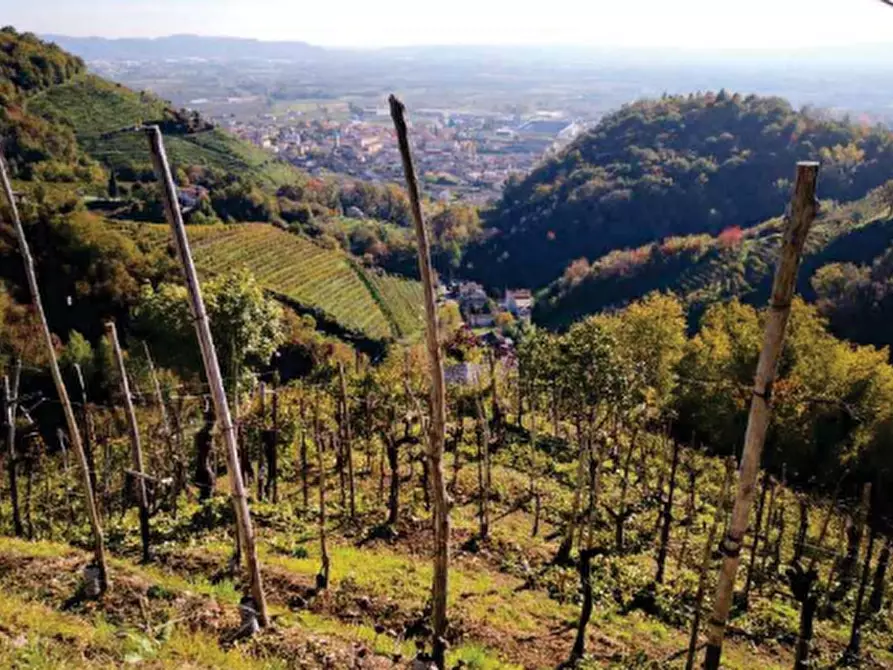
xmin=144 ymin=125 xmax=268 ymax=625
xmin=106 ymin=321 xmax=152 ymax=563
xmin=0 ymin=148 xmax=109 ymax=591
xmin=390 ymin=95 xmax=450 ymax=669
xmin=704 ymin=162 xmax=819 ymax=669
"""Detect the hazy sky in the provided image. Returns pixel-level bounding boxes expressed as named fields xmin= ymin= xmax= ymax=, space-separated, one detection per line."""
xmin=3 ymin=0 xmax=892 ymax=48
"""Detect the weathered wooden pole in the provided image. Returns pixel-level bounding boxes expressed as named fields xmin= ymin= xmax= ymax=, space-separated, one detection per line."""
xmin=704 ymin=162 xmax=819 ymax=669
xmin=0 ymin=148 xmax=109 ymax=591
xmin=3 ymin=362 xmax=24 ymax=537
xmin=106 ymin=321 xmax=152 ymax=563
xmin=685 ymin=456 xmax=736 ymax=670
xmin=390 ymin=95 xmax=450 ymax=670
xmin=144 ymin=125 xmax=268 ymax=625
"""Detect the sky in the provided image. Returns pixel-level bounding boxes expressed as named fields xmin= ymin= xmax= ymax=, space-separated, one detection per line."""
xmin=2 ymin=0 xmax=892 ymax=49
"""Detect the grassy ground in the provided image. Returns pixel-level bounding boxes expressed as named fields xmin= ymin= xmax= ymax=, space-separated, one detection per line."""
xmin=0 ymin=415 xmax=890 ymax=669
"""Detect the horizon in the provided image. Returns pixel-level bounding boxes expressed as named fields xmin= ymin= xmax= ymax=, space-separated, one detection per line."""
xmin=5 ymin=0 xmax=892 ymax=50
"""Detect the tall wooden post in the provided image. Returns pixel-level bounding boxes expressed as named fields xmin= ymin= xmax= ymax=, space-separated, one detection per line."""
xmin=390 ymin=95 xmax=450 ymax=670
xmin=704 ymin=162 xmax=819 ymax=669
xmin=144 ymin=125 xmax=268 ymax=626
xmin=1 ymin=148 xmax=109 ymax=591
xmin=105 ymin=321 xmax=152 ymax=563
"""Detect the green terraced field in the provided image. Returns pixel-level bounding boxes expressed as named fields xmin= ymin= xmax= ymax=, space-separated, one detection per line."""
xmin=129 ymin=223 xmax=424 ymax=341
xmin=27 ymin=74 xmax=305 ymax=188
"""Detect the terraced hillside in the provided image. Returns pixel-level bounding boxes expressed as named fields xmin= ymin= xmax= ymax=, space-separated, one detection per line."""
xmin=27 ymin=73 xmax=305 ymax=188
xmin=131 ymin=223 xmax=425 ymax=341
xmin=535 ymin=189 xmax=893 ymax=329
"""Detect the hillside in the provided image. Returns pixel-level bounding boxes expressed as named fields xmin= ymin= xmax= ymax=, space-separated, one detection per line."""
xmin=534 ymin=187 xmax=893 ymax=337
xmin=26 ymin=73 xmax=305 ymax=188
xmin=466 ymin=92 xmax=893 ymax=288
xmin=126 ymin=222 xmax=425 ymax=341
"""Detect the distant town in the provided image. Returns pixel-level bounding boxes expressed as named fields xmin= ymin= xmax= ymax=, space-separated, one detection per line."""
xmin=215 ymin=105 xmax=588 ymax=203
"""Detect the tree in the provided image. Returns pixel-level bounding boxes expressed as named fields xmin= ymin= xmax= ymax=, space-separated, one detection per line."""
xmin=132 ymin=268 xmax=284 ymax=391
xmin=554 ymin=317 xmax=634 ymax=564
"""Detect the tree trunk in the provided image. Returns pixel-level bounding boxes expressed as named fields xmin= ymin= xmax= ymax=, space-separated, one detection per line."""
xmin=194 ymin=401 xmax=216 ymax=501
xmin=555 ymin=420 xmax=586 ymax=565
xmin=568 ymin=548 xmax=597 ymax=665
xmin=72 ymin=363 xmax=98 ymax=495
xmin=107 ymin=321 xmax=152 ymax=563
xmin=704 ymin=162 xmax=819 ymax=670
xmin=742 ymin=472 xmax=769 ymax=605
xmin=386 ymin=436 xmax=400 ymax=526
xmin=685 ymin=456 xmax=735 ymax=670
xmin=614 ymin=428 xmax=637 ymax=554
xmin=316 ymin=430 xmax=330 ymax=591
xmin=846 ymin=517 xmax=878 ymax=662
xmin=1 ymin=149 xmax=109 ymax=592
xmin=655 ymin=437 xmax=680 ymax=584
xmin=836 ymin=484 xmax=871 ymax=601
xmin=391 ymin=96 xmax=450 ymax=669
xmin=3 ymin=368 xmax=24 ymax=537
xmin=793 ymin=497 xmax=809 ymax=565
xmin=300 ymin=398 xmax=309 ymax=509
xmin=146 ymin=126 xmax=267 ymax=624
xmin=475 ymin=397 xmax=490 ymax=542
xmin=869 ymin=538 xmax=891 ymax=613
xmin=338 ymin=363 xmax=356 ymax=520
xmin=143 ymin=343 xmax=178 ymax=514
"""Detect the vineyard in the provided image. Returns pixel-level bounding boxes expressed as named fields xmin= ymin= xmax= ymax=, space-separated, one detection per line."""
xmin=26 ymin=74 xmax=306 ymax=188
xmin=130 ymin=222 xmax=425 ymax=341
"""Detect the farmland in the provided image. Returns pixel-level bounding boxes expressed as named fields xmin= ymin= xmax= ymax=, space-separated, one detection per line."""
xmin=27 ymin=74 xmax=307 ymax=188
xmin=128 ymin=222 xmax=425 ymax=341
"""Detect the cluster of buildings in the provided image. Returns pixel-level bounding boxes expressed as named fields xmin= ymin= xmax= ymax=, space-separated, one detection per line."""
xmin=218 ymin=106 xmax=585 ymax=203
xmin=442 ymin=281 xmax=534 ymax=328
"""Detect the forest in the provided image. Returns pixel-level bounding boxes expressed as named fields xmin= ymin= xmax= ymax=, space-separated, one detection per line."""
xmin=1 ymin=27 xmax=893 ymax=670
xmin=465 ymin=93 xmax=893 ymax=289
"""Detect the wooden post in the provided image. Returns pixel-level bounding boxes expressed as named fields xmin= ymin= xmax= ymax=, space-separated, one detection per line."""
xmin=0 ymin=148 xmax=109 ymax=592
xmin=685 ymin=456 xmax=735 ymax=670
xmin=3 ymin=362 xmax=24 ymax=537
xmin=106 ymin=321 xmax=152 ymax=563
xmin=144 ymin=125 xmax=268 ymax=625
xmin=704 ymin=162 xmax=819 ymax=669
xmin=390 ymin=95 xmax=450 ymax=670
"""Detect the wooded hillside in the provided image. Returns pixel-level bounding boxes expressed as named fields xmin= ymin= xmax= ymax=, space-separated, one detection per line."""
xmin=467 ymin=92 xmax=893 ymax=288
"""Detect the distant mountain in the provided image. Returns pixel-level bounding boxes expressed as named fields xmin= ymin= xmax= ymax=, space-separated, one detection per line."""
xmin=41 ymin=34 xmax=325 ymax=61
xmin=465 ymin=92 xmax=893 ymax=289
